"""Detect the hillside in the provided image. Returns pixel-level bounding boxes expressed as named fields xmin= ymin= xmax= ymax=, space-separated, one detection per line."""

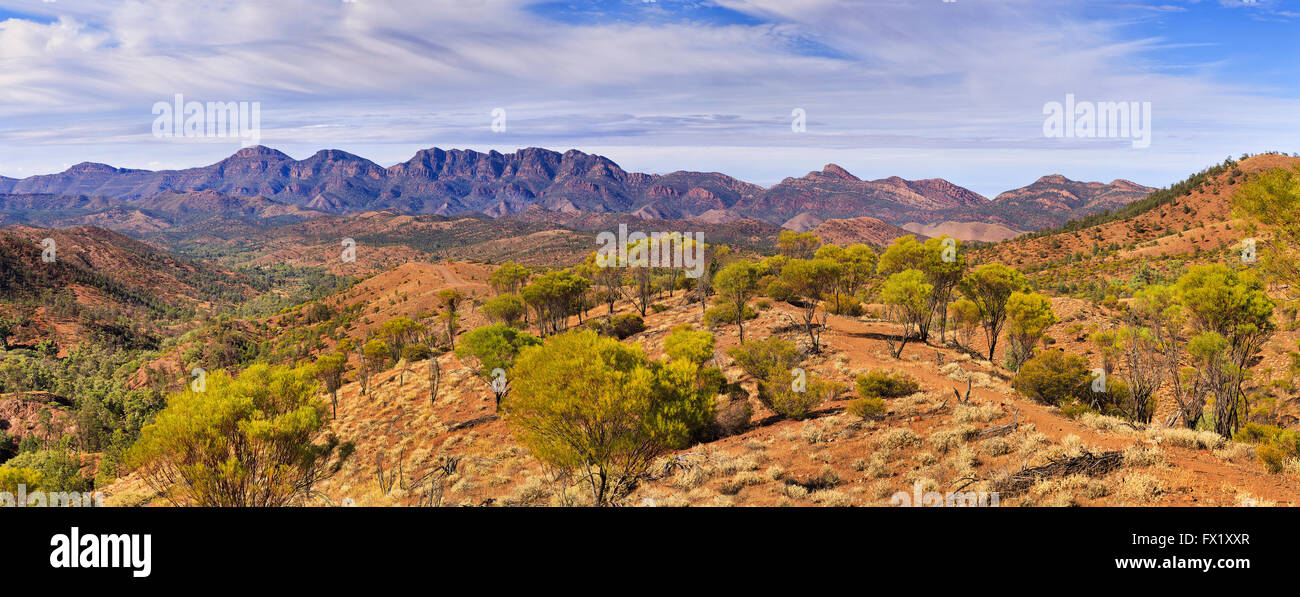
xmin=810 ymin=216 xmax=918 ymax=247
xmin=15 ymin=153 xmax=1300 ymax=511
xmin=100 ymin=282 xmax=1298 ymax=508
xmin=0 ymin=225 xmax=257 ymax=352
xmin=735 ymin=164 xmax=988 ymax=226
xmin=978 ymin=154 xmax=1294 ymax=275
xmin=901 ymin=221 xmax=1023 ymax=243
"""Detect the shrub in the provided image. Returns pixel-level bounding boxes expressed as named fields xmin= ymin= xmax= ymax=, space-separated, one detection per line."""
xmin=400 ymin=344 xmax=433 ymax=362
xmin=303 ymin=302 xmax=335 ymax=324
xmin=1058 ymin=400 xmax=1095 ymax=420
xmin=663 ymin=325 xmax=715 ymax=365
xmin=826 ymin=297 xmax=864 ymax=316
xmin=1 ymin=446 xmax=90 ymax=493
xmin=483 ymin=294 xmax=526 ymax=326
xmin=856 ymin=370 xmax=920 ymax=400
xmin=609 ymin=313 xmax=645 ymax=339
xmin=1234 ymin=423 xmax=1300 ymax=473
xmin=726 ymin=337 xmax=831 ymax=420
xmin=712 ymin=393 xmax=753 ymax=437
xmin=847 ymin=396 xmax=885 ymax=419
xmin=0 ymin=466 xmax=42 ymax=493
xmin=880 ymin=428 xmax=919 ymax=449
xmin=767 ymin=374 xmax=837 ymax=420
xmin=765 ymin=278 xmax=796 ymax=302
xmin=587 ymin=313 xmax=646 ymax=339
xmin=728 ymin=336 xmax=801 ymax=379
xmin=506 ymin=330 xmax=715 ymax=505
xmin=1012 ymin=349 xmax=1090 ymax=405
xmin=128 ymin=364 xmax=347 ymax=506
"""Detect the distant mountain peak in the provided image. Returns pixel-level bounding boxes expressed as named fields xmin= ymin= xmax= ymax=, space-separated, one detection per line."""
xmin=310 ymin=149 xmax=364 ymax=161
xmin=64 ymin=162 xmax=133 ymax=175
xmin=230 ymin=145 xmax=291 ymax=160
xmin=820 ymin=164 xmax=859 ymax=180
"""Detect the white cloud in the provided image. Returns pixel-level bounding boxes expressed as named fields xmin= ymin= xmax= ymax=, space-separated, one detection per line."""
xmin=0 ymin=0 xmax=1294 ymax=196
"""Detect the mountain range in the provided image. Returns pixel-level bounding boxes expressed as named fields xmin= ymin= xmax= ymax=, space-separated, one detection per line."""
xmin=0 ymin=146 xmax=1156 ymax=242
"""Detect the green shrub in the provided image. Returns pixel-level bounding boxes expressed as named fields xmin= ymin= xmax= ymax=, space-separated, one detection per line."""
xmin=826 ymin=297 xmax=864 ymax=316
xmin=128 ymin=364 xmax=345 ymax=506
xmin=663 ymin=325 xmax=715 ymax=365
xmin=726 ymin=337 xmax=832 ymax=420
xmin=400 ymin=344 xmax=433 ymax=362
xmin=1012 ymin=349 xmax=1090 ymax=405
xmin=728 ymin=337 xmax=800 ymax=381
xmin=1058 ymin=400 xmax=1095 ymax=420
xmin=483 ymin=294 xmax=526 ymax=326
xmin=1234 ymin=423 xmax=1300 ymax=474
xmin=1257 ymin=442 xmax=1290 ymax=474
xmin=587 ymin=313 xmax=646 ymax=339
xmin=2 ymin=446 xmax=90 ymax=493
xmin=0 ymin=466 xmax=42 ymax=493
xmin=847 ymin=396 xmax=885 ymax=419
xmin=856 ymin=370 xmax=920 ymax=400
xmin=507 ymin=330 xmax=715 ymax=505
xmin=765 ymin=279 xmax=796 ymax=302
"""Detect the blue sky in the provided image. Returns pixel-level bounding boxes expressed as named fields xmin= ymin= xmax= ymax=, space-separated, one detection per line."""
xmin=0 ymin=0 xmax=1297 ymax=198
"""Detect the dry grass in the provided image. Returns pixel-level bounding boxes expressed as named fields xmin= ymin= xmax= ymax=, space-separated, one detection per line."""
xmin=1147 ymin=427 xmax=1225 ymax=450
xmin=880 ymin=428 xmax=920 ymax=449
xmin=1117 ymin=473 xmax=1165 ymax=504
xmin=1122 ymin=444 xmax=1167 ymax=468
xmin=954 ymin=403 xmax=1000 ymax=424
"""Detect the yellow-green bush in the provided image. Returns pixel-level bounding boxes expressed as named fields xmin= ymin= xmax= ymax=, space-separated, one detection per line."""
xmin=847 ymin=396 xmax=885 ymax=419
xmin=855 ymin=370 xmax=920 ymax=400
xmin=1234 ymin=423 xmax=1300 ymax=473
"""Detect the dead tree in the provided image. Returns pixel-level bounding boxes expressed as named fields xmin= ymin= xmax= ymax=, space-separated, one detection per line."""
xmin=952 ymin=377 xmax=972 ymax=405
xmin=428 ymin=358 xmax=442 ymax=406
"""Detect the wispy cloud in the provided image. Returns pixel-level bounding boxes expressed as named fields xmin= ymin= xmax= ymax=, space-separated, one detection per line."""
xmin=0 ymin=0 xmax=1294 ymax=197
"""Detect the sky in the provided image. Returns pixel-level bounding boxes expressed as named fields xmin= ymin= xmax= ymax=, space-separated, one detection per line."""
xmin=0 ymin=0 xmax=1296 ymax=198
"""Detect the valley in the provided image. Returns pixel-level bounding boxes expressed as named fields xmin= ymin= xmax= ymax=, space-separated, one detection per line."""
xmin=1 ymin=149 xmax=1297 ymax=508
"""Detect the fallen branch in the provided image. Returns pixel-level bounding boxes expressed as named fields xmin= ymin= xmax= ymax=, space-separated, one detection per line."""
xmin=977 ymin=407 xmax=1020 ymax=439
xmin=993 ymin=449 xmax=1124 ymax=496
